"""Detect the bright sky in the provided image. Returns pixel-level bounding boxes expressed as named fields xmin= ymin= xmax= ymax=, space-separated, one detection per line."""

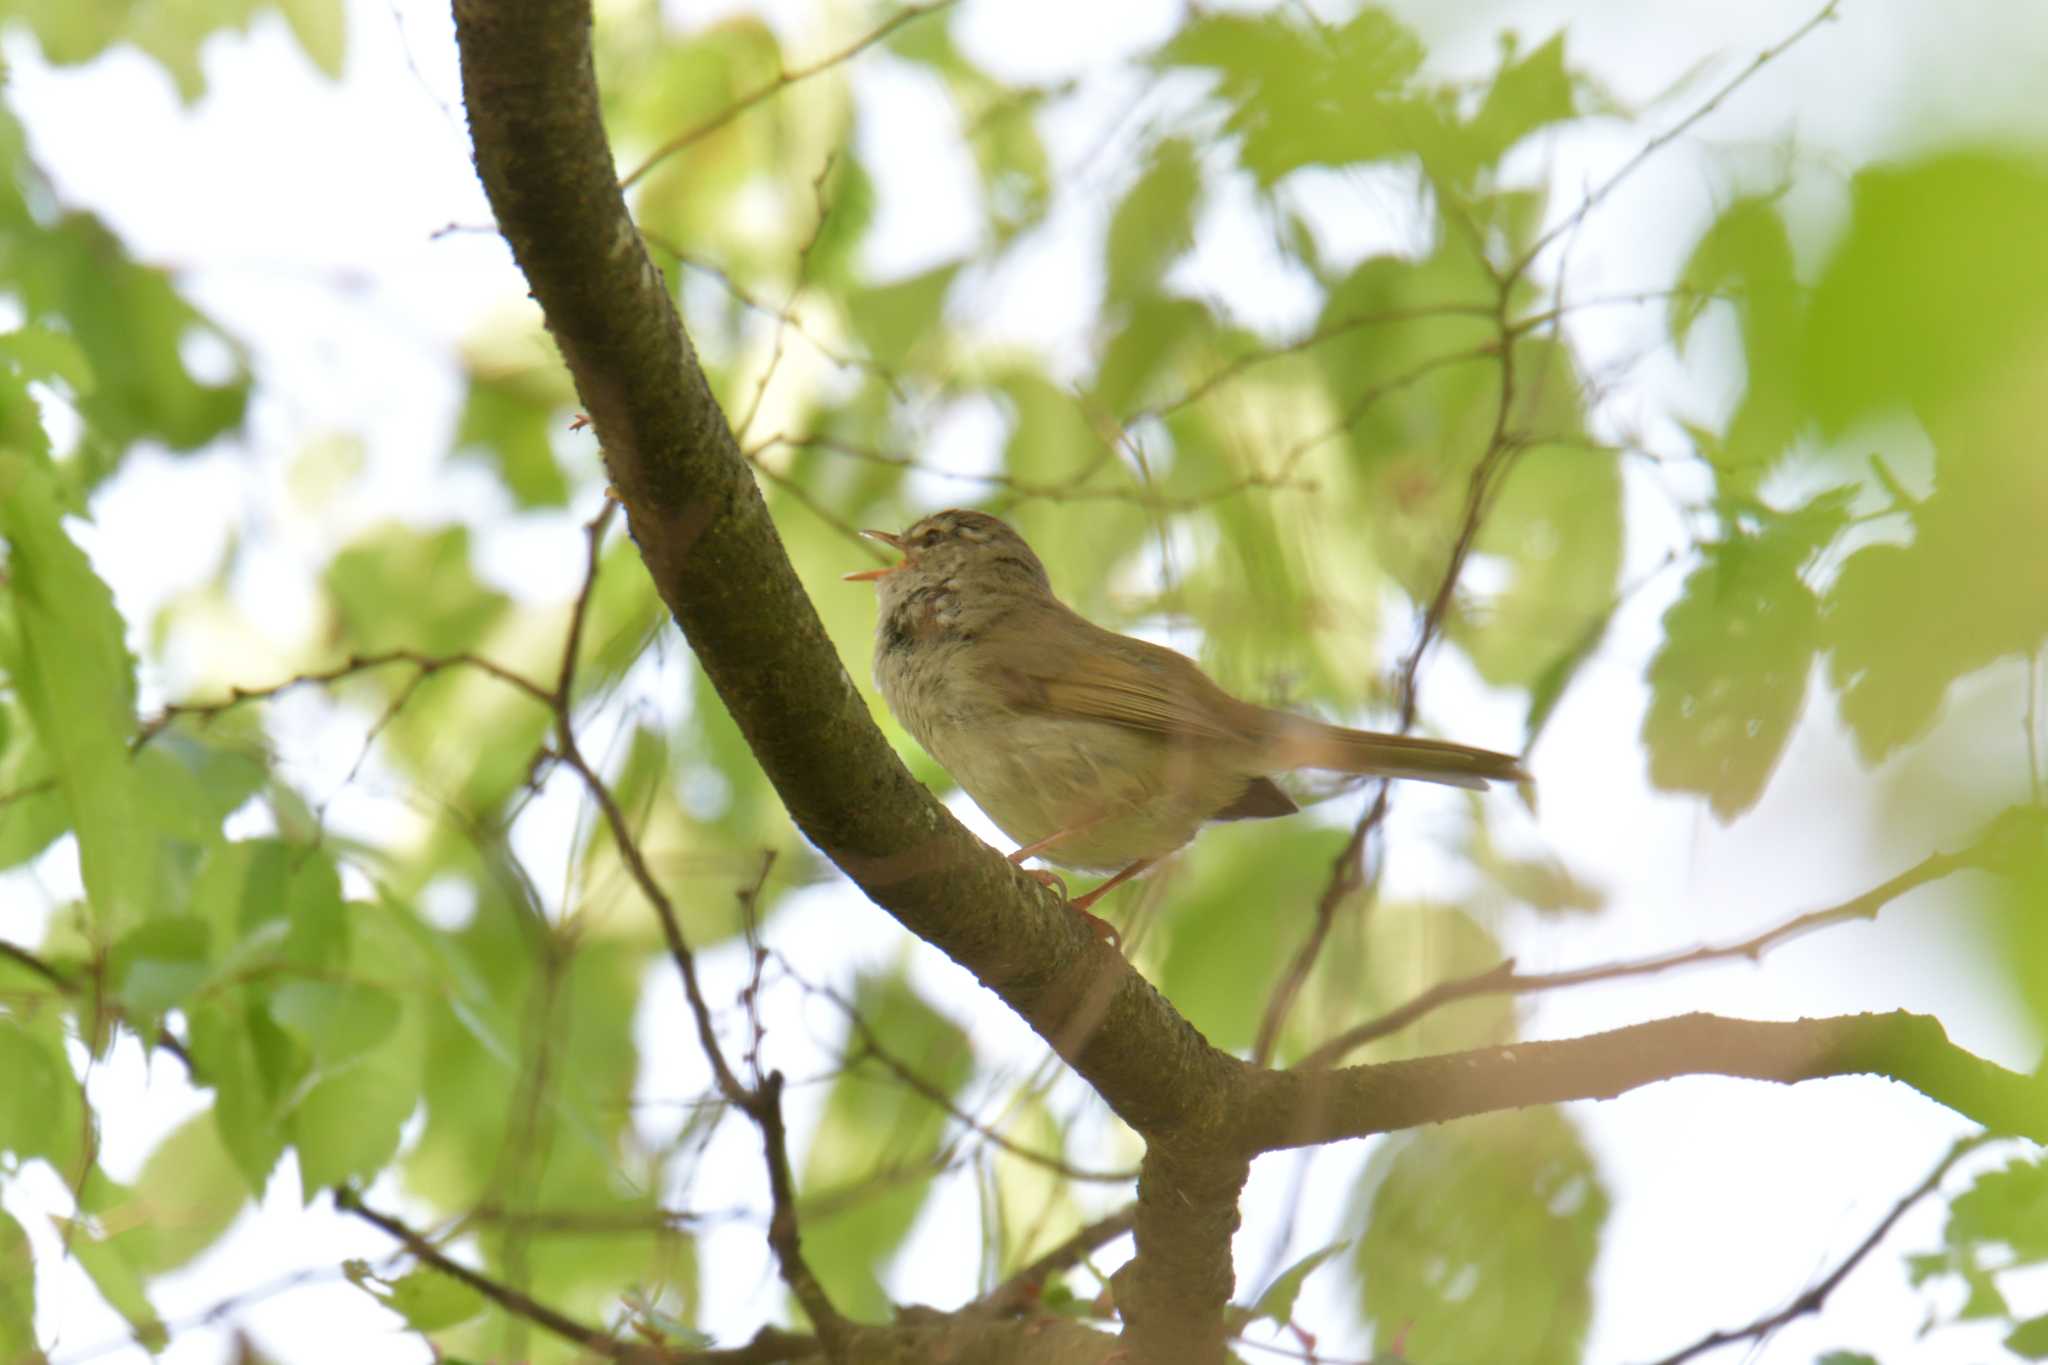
xmin=5 ymin=0 xmax=2048 ymax=1361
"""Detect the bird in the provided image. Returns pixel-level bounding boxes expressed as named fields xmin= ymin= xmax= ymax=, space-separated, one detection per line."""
xmin=846 ymin=508 xmax=1528 ymax=926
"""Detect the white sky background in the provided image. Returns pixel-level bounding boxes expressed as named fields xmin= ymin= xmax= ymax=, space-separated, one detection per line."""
xmin=4 ymin=0 xmax=2048 ymax=1361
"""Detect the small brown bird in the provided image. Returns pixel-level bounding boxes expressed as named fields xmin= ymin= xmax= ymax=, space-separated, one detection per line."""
xmin=848 ymin=509 xmax=1527 ymax=918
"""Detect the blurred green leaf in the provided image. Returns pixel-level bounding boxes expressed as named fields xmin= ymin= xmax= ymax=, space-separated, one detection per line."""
xmin=847 ymin=261 xmax=960 ymax=371
xmin=0 ymin=1013 xmax=81 ymax=1167
xmin=1355 ymin=1108 xmax=1606 ymax=1365
xmin=1457 ymin=33 xmax=1576 ymax=180
xmin=0 ymin=1209 xmax=33 ymax=1363
xmin=1157 ymin=822 xmax=1350 ymax=1055
xmin=1106 ymin=139 xmax=1200 ymax=301
xmin=454 ymin=366 xmax=574 ymax=509
xmin=109 ymin=915 xmax=213 ymax=1017
xmin=1672 ymin=197 xmax=1803 ymax=495
xmin=1801 ymin=152 xmax=2048 ymax=439
xmin=122 ymin=1113 xmax=251 ymax=1276
xmin=2009 ymin=1315 xmax=2048 ymax=1361
xmin=325 ymin=523 xmax=511 ymax=657
xmin=2 ymin=211 xmax=246 ymax=465
xmin=1947 ymin=1157 xmax=2048 ymax=1262
xmin=59 ymin=1217 xmax=167 ymax=1354
xmin=372 ymin=1268 xmax=488 ymax=1333
xmin=1645 ymin=489 xmax=1848 ymax=819
xmin=1244 ymin=1238 xmax=1350 ymax=1327
xmin=1823 ymin=459 xmax=2048 ymax=763
xmin=0 ymin=455 xmax=152 ymax=931
xmin=1161 ymin=9 xmax=1430 ymax=185
xmin=1816 ymin=1354 xmax=1880 ymax=1365
xmin=801 ymin=971 xmax=972 ymax=1322
xmin=275 ymin=0 xmax=347 ymax=79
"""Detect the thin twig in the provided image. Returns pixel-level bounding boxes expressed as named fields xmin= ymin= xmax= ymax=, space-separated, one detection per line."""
xmin=620 ymin=2 xmax=959 ymax=190
xmin=334 ymin=1186 xmax=637 ymax=1359
xmin=1507 ymin=0 xmax=1843 ymax=289
xmin=754 ymin=1072 xmax=848 ymax=1344
xmin=969 ymin=1205 xmax=1137 ymax=1317
xmin=1295 ymin=833 xmax=1999 ymax=1071
xmin=1647 ymin=1133 xmax=1994 ymax=1365
xmin=829 ymin=987 xmax=1137 ymax=1184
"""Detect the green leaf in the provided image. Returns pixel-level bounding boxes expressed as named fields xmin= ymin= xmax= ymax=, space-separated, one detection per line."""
xmin=847 ymin=261 xmax=960 ymax=371
xmin=187 ymin=992 xmax=300 ymax=1194
xmin=1672 ymin=197 xmax=1804 ymax=494
xmin=1947 ymin=1157 xmax=2048 ymax=1262
xmin=1644 ymin=492 xmax=1846 ymax=819
xmin=60 ymin=1216 xmax=168 ymax=1353
xmin=1160 ymin=9 xmax=1430 ymax=185
xmin=2009 ymin=1315 xmax=2048 ymax=1361
xmin=801 ymin=971 xmax=973 ymax=1322
xmin=1355 ymin=1108 xmax=1607 ymax=1365
xmin=1823 ymin=460 xmax=2048 ymax=762
xmin=0 ymin=1209 xmax=35 ymax=1364
xmin=1801 ymin=152 xmax=2048 ymax=439
xmin=1157 ymin=822 xmax=1351 ymax=1055
xmin=109 ymin=915 xmax=213 ymax=1016
xmin=270 ymin=981 xmax=402 ymax=1066
xmin=0 ymin=1013 xmax=82 ymax=1167
xmin=1459 ymin=33 xmax=1576 ymax=178
xmin=1816 ymin=1354 xmax=1880 ymax=1365
xmin=0 ymin=701 xmax=69 ymax=871
xmin=122 ymin=1113 xmax=251 ymax=1276
xmin=0 ymin=456 xmax=155 ymax=931
xmin=325 ymin=523 xmax=511 ymax=657
xmin=1448 ymin=438 xmax=1620 ymax=690
xmin=1245 ymin=1239 xmax=1350 ymax=1327
xmin=4 ymin=212 xmax=247 ymax=460
xmin=290 ymin=1039 xmax=420 ymax=1194
xmin=453 ymin=366 xmax=573 ymax=509
xmin=371 ymin=1268 xmax=487 ymax=1333
xmin=274 ymin=0 xmax=347 ymax=79
xmin=1106 ymin=139 xmax=1201 ymax=302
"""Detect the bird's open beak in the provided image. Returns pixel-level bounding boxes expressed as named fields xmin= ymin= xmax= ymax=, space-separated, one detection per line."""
xmin=842 ymin=529 xmax=906 ymax=582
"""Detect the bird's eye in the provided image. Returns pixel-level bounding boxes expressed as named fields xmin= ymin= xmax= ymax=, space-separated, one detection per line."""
xmin=913 ymin=529 xmax=941 ymax=548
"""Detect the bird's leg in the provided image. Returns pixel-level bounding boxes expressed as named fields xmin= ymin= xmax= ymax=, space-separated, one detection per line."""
xmin=1071 ymin=858 xmax=1154 ymax=912
xmin=1006 ymin=816 xmax=1106 ymax=866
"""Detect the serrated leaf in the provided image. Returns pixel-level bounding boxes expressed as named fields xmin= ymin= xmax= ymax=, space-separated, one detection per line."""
xmin=1947 ymin=1158 xmax=2048 ymax=1262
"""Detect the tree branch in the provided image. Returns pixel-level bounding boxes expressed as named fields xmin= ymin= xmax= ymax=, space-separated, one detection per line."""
xmin=1243 ymin=1012 xmax=2048 ymax=1154
xmin=451 ymin=0 xmax=1243 ymax=1148
xmin=1293 ymin=829 xmax=2005 ymax=1071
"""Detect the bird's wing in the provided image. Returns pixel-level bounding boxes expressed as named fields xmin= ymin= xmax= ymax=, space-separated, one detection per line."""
xmin=981 ymin=607 xmax=1257 ymax=746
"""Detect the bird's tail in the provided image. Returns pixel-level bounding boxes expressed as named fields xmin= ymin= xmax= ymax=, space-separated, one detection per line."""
xmin=1273 ymin=720 xmax=1529 ymax=791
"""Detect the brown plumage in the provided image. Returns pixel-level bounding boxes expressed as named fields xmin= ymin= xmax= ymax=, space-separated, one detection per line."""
xmin=849 ymin=509 xmax=1527 ymax=906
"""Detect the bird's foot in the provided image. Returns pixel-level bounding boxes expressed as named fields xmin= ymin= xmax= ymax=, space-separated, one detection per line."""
xmin=1020 ymin=866 xmax=1120 ymax=949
